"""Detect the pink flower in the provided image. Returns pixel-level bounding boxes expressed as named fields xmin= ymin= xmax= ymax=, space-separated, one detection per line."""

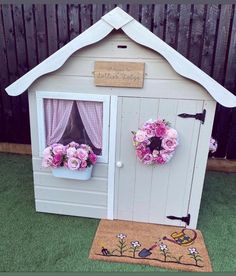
xmin=67 ymin=157 xmax=81 ymax=170
xmin=89 ymin=153 xmax=97 ymax=165
xmin=52 ymin=153 xmax=63 ymax=167
xmin=155 ymin=123 xmax=167 ymax=138
xmin=42 ymin=155 xmax=53 ymax=168
xmin=80 ymin=144 xmax=91 ymax=151
xmin=209 ymin=137 xmax=217 ymax=153
xmin=161 ymin=153 xmax=172 ymax=163
xmin=144 ymin=126 xmax=155 ymax=138
xmin=165 ymin=128 xmax=178 ymax=139
xmin=136 ymin=149 xmax=145 ymax=160
xmin=66 ymin=147 xmax=77 ymax=158
xmin=43 ymin=146 xmax=52 ymax=156
xmin=136 ymin=147 xmax=150 ymax=160
xmin=52 ymin=144 xmax=65 ymax=155
xmin=135 ymin=130 xmax=148 ymax=143
xmin=162 ymin=137 xmax=178 ymax=152
xmin=80 ymin=160 xmax=88 ymax=168
xmin=68 ymin=141 xmax=80 ymax=148
xmin=153 ymin=155 xmax=166 ymax=165
xmin=136 ymin=143 xmax=146 ymax=151
xmin=142 ymin=153 xmax=153 ymax=165
xmin=76 ymin=148 xmax=88 ymax=161
xmin=152 ymin=149 xmax=159 ymax=158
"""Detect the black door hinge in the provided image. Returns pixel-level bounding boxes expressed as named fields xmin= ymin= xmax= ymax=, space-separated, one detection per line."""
xmin=178 ymin=109 xmax=206 ymax=124
xmin=167 ymin=214 xmax=191 ymax=225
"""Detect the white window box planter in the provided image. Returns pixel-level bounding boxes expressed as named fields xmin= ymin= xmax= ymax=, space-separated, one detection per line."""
xmin=52 ymin=166 xmax=93 ymax=180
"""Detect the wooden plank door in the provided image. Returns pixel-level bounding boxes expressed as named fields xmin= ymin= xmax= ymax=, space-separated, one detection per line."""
xmin=114 ymin=97 xmax=204 ymax=227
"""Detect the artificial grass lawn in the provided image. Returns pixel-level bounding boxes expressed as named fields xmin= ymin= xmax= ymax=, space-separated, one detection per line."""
xmin=0 ymin=153 xmax=235 ymax=272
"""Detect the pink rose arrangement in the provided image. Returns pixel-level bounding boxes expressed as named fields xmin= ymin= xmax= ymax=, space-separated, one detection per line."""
xmin=132 ymin=119 xmax=179 ymax=165
xmin=209 ymin=137 xmax=218 ymax=154
xmin=42 ymin=141 xmax=97 ymax=170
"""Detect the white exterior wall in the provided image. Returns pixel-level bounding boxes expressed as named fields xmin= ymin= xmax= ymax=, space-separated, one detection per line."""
xmin=28 ymin=32 xmax=215 ymax=225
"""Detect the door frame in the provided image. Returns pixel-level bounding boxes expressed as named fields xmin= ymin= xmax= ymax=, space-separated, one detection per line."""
xmin=107 ymin=95 xmax=118 ymax=219
xmin=106 ymin=97 xmax=216 ymax=228
xmin=187 ymin=100 xmax=216 ymax=229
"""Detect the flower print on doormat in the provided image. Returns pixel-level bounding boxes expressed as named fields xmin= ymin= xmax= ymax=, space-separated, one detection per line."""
xmin=89 ymin=219 xmax=212 ymax=272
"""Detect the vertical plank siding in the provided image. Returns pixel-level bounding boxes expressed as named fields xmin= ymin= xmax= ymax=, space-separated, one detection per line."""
xmin=0 ymin=3 xmax=236 ymax=158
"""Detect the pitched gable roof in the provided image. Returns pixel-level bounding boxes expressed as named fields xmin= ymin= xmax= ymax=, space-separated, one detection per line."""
xmin=5 ymin=7 xmax=236 ymax=108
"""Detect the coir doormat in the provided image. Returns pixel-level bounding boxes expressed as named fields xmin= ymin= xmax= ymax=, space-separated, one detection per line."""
xmin=89 ymin=219 xmax=212 ymax=272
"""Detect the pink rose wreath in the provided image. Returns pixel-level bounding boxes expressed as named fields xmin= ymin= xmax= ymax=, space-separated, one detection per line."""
xmin=132 ymin=119 xmax=179 ymax=165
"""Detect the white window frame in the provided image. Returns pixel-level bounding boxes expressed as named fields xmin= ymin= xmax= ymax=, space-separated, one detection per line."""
xmin=36 ymin=91 xmax=110 ymax=163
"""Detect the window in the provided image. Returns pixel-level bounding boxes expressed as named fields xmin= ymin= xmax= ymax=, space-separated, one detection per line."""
xmin=36 ymin=92 xmax=110 ymax=163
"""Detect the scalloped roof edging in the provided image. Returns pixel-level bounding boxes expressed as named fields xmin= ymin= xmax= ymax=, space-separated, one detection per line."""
xmin=5 ymin=7 xmax=236 ymax=108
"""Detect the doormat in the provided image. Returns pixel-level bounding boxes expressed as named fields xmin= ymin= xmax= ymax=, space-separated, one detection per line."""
xmin=89 ymin=219 xmax=212 ymax=272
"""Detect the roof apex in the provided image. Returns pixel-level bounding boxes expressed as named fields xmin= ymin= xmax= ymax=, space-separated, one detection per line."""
xmin=102 ymin=7 xmax=133 ymax=29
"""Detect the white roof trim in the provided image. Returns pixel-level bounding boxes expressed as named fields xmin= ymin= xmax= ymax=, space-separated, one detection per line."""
xmin=5 ymin=20 xmax=113 ymax=97
xmin=5 ymin=7 xmax=236 ymax=108
xmin=102 ymin=6 xmax=133 ymax=29
xmin=122 ymin=21 xmax=236 ymax=108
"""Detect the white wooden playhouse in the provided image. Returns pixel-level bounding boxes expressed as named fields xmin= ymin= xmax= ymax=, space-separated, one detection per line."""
xmin=5 ymin=8 xmax=236 ymax=229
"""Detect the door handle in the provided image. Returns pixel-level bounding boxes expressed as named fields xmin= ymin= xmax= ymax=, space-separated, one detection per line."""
xmin=116 ymin=161 xmax=123 ymax=168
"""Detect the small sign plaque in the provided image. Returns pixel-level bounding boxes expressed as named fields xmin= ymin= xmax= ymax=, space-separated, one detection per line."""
xmin=94 ymin=61 xmax=145 ymax=88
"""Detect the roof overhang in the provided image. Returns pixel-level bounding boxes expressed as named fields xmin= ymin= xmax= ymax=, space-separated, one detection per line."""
xmin=5 ymin=7 xmax=236 ymax=108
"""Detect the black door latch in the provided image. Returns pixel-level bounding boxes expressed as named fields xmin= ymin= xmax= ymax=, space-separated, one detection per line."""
xmin=178 ymin=109 xmax=206 ymax=124
xmin=167 ymin=214 xmax=191 ymax=225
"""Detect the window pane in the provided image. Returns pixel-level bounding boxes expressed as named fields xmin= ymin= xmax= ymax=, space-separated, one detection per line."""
xmin=44 ymin=99 xmax=103 ymax=155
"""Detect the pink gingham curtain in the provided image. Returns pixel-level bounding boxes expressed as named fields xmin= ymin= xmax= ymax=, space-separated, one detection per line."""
xmin=44 ymin=99 xmax=74 ymax=145
xmin=76 ymin=101 xmax=103 ymax=149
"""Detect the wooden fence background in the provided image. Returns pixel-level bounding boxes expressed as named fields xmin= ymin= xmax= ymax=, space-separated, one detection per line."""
xmin=0 ymin=3 xmax=236 ymax=159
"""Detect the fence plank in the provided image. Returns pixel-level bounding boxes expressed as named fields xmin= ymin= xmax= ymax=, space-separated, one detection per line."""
xmin=225 ymin=7 xmax=236 ymax=159
xmin=35 ymin=4 xmax=48 ymax=62
xmin=92 ymin=4 xmax=103 ymax=23
xmin=165 ymin=4 xmax=179 ymax=49
xmin=153 ymin=4 xmax=166 ymax=40
xmin=177 ymin=4 xmax=191 ymax=57
xmin=12 ymin=4 xmax=30 ymax=143
xmin=23 ymin=4 xmax=38 ymax=69
xmin=0 ymin=5 xmax=11 ymax=142
xmin=68 ymin=4 xmax=80 ymax=40
xmin=224 ymin=6 xmax=236 ymax=93
xmin=140 ymin=4 xmax=153 ymax=30
xmin=22 ymin=4 xmax=37 ymax=143
xmin=2 ymin=4 xmax=22 ymax=143
xmin=57 ymin=4 xmax=69 ymax=49
xmin=213 ymin=4 xmax=232 ymax=85
xmin=226 ymin=109 xmax=236 ymax=159
xmin=188 ymin=4 xmax=206 ymax=66
xmin=212 ymin=4 xmax=233 ymax=158
xmin=46 ymin=4 xmax=58 ymax=55
xmin=80 ymin=4 xmax=92 ymax=32
xmin=200 ymin=4 xmax=219 ymax=76
xmin=128 ymin=4 xmax=140 ymax=21
xmin=116 ymin=3 xmax=128 ymax=12
xmin=103 ymin=3 xmax=116 ymax=15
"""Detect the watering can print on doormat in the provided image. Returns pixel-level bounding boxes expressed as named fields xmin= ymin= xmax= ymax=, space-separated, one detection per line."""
xmin=163 ymin=229 xmax=197 ymax=246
